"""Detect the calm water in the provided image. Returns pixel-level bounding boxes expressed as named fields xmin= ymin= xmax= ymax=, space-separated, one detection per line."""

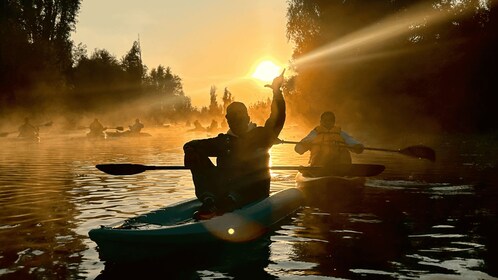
xmin=0 ymin=126 xmax=497 ymax=279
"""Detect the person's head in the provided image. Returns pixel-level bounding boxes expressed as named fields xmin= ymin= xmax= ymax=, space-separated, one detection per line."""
xmin=226 ymin=102 xmax=250 ymax=135
xmin=320 ymin=111 xmax=335 ymax=129
xmin=135 ymin=118 xmax=140 ymax=123
xmin=24 ymin=117 xmax=30 ymax=124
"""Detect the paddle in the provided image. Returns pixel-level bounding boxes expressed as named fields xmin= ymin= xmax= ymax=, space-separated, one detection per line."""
xmin=78 ymin=126 xmax=124 ymax=131
xmin=0 ymin=121 xmax=53 ymax=137
xmin=96 ymin=163 xmax=384 ymax=176
xmin=278 ymin=140 xmax=436 ymax=162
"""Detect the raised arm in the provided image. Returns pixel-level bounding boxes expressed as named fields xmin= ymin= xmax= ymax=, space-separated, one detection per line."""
xmin=264 ymin=70 xmax=286 ymax=137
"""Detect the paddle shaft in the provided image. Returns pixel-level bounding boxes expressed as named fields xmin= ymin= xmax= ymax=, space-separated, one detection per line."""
xmin=279 ymin=140 xmax=388 ymax=151
xmin=148 ymin=166 xmax=332 ymax=171
xmin=0 ymin=121 xmax=52 ymax=137
xmin=96 ymin=163 xmax=384 ymax=176
xmin=278 ymin=140 xmax=435 ymax=161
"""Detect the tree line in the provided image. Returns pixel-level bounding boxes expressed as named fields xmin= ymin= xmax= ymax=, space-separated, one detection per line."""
xmin=0 ymin=0 xmax=197 ymax=127
xmin=4 ymin=0 xmax=496 ymax=134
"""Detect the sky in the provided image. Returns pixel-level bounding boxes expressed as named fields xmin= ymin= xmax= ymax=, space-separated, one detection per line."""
xmin=71 ymin=0 xmax=294 ymax=108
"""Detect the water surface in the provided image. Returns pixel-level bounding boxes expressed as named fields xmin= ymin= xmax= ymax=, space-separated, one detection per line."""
xmin=0 ymin=126 xmax=497 ymax=279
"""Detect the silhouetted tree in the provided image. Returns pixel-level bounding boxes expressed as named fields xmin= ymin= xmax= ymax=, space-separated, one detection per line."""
xmin=0 ymin=0 xmax=81 ymax=112
xmin=71 ymin=49 xmax=126 ymax=111
xmin=222 ymin=87 xmax=234 ymax=114
xmin=144 ymin=65 xmax=191 ymax=123
xmin=286 ymin=0 xmax=498 ymax=133
xmin=208 ymin=86 xmax=222 ymax=117
xmin=121 ymin=41 xmax=145 ymax=86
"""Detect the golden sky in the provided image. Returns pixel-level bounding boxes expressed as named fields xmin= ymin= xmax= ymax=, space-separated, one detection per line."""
xmin=71 ymin=0 xmax=294 ymax=107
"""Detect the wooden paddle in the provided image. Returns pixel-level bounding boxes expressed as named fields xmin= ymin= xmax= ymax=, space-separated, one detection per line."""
xmin=96 ymin=163 xmax=385 ymax=177
xmin=0 ymin=121 xmax=53 ymax=137
xmin=278 ymin=140 xmax=436 ymax=162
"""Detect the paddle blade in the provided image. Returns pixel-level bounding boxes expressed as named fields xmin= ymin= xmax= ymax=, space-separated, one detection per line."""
xmin=0 ymin=132 xmax=10 ymax=137
xmin=96 ymin=164 xmax=148 ymax=175
xmin=399 ymin=145 xmax=436 ymax=162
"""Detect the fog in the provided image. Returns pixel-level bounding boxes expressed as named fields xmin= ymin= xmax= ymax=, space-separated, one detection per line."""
xmin=2 ymin=1 xmax=498 ymax=149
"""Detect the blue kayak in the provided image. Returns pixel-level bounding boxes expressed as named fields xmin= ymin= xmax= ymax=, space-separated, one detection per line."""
xmin=88 ymin=188 xmax=304 ymax=262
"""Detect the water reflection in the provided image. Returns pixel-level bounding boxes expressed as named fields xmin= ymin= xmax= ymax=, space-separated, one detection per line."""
xmin=95 ymin=235 xmax=274 ymax=279
xmin=0 ymin=128 xmax=497 ymax=279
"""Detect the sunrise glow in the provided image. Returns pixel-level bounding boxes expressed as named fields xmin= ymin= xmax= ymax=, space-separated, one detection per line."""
xmin=251 ymin=60 xmax=282 ymax=82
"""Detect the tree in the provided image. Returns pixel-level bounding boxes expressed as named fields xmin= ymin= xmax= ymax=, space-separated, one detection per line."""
xmin=0 ymin=0 xmax=81 ymax=112
xmin=286 ymin=0 xmax=498 ymax=133
xmin=70 ymin=49 xmax=126 ymax=111
xmin=208 ymin=86 xmax=222 ymax=117
xmin=222 ymin=87 xmax=234 ymax=114
xmin=144 ymin=65 xmax=190 ymax=122
xmin=121 ymin=41 xmax=145 ymax=85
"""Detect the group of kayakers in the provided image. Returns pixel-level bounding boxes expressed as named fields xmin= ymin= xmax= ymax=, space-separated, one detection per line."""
xmin=87 ymin=118 xmax=145 ymax=138
xmin=183 ymin=71 xmax=364 ymax=220
xmin=11 ymin=72 xmax=363 ymax=221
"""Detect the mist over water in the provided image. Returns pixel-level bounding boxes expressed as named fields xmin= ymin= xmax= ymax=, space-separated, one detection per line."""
xmin=0 ymin=125 xmax=496 ymax=279
xmin=1 ymin=1 xmax=498 ymax=278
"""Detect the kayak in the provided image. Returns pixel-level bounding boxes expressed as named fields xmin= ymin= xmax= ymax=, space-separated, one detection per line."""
xmin=295 ymin=163 xmax=385 ymax=188
xmin=17 ymin=135 xmax=41 ymax=143
xmin=106 ymin=131 xmax=152 ymax=138
xmin=86 ymin=132 xmax=107 ymax=139
xmin=295 ymin=163 xmax=385 ymax=208
xmin=88 ymin=188 xmax=304 ymax=262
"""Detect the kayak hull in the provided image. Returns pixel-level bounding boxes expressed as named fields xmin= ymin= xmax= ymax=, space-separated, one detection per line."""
xmin=296 ymin=172 xmax=365 ymax=208
xmin=106 ymin=131 xmax=152 ymax=138
xmin=89 ymin=188 xmax=304 ymax=262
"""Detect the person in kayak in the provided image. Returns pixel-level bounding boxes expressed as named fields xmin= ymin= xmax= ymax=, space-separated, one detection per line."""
xmin=128 ymin=118 xmax=144 ymax=135
xmin=88 ymin=118 xmax=106 ymax=138
xmin=18 ymin=117 xmax=39 ymax=139
xmin=294 ymin=111 xmax=364 ymax=176
xmin=183 ymin=71 xmax=286 ymax=220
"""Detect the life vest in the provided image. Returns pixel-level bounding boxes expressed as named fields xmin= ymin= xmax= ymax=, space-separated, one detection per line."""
xmin=309 ymin=125 xmax=352 ymax=167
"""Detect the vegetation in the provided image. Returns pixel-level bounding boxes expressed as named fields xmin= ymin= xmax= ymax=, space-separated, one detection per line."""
xmin=0 ymin=0 xmax=197 ymax=127
xmin=285 ymin=0 xmax=498 ymax=134
xmin=2 ymin=0 xmax=496 ymax=134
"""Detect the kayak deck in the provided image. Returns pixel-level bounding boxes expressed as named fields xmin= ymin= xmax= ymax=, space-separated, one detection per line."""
xmin=89 ymin=188 xmax=304 ymax=262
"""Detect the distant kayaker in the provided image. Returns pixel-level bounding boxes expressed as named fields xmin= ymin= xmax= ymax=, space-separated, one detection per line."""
xmin=18 ymin=117 xmax=39 ymax=139
xmin=294 ymin=111 xmax=364 ymax=176
xmin=183 ymin=71 xmax=286 ymax=220
xmin=129 ymin=118 xmax=144 ymax=134
xmin=88 ymin=118 xmax=106 ymax=138
xmin=206 ymin=119 xmax=218 ymax=132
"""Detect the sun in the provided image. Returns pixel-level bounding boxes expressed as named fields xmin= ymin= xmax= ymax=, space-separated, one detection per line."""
xmin=251 ymin=60 xmax=282 ymax=83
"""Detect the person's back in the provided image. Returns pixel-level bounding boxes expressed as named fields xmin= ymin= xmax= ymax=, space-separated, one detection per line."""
xmin=129 ymin=119 xmax=144 ymax=134
xmin=18 ymin=118 xmax=39 ymax=139
xmin=88 ymin=119 xmax=105 ymax=137
xmin=184 ymin=72 xmax=285 ymax=218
